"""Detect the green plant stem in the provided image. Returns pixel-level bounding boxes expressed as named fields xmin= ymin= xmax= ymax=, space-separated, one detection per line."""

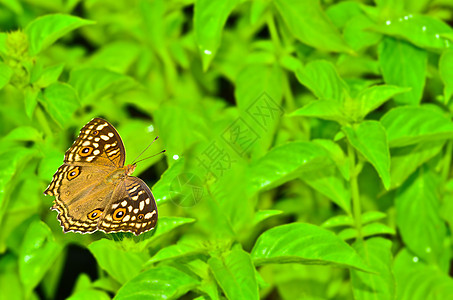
xmin=266 ymin=14 xmax=282 ymax=54
xmin=348 ymin=143 xmax=363 ymax=240
xmin=267 ymin=14 xmax=307 ymax=140
xmin=36 ymin=105 xmax=53 ymax=138
xmin=442 ymin=140 xmax=452 ymax=181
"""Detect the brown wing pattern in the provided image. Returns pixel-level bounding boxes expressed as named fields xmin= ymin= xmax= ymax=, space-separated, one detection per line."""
xmin=98 ymin=177 xmax=158 ymax=235
xmin=44 ymin=164 xmax=113 ymax=233
xmin=64 ymin=118 xmax=126 ymax=167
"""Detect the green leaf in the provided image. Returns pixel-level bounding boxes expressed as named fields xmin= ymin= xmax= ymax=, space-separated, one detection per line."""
xmin=25 ymin=14 xmax=94 ymax=55
xmin=351 ymin=238 xmax=396 ymax=300
xmin=19 ymin=220 xmax=62 ymax=296
xmin=2 ymin=126 xmax=42 ymax=142
xmin=147 ymin=237 xmax=206 ymax=265
xmin=301 ymin=163 xmax=351 ymax=214
xmin=378 ymin=37 xmax=427 ymax=105
xmin=248 ymin=141 xmax=330 ymax=193
xmin=295 ymin=60 xmax=349 ymax=102
xmin=394 ymin=249 xmax=453 ymax=300
xmin=373 ymin=14 xmax=453 ymax=50
xmin=0 ymin=149 xmax=34 ymax=238
xmin=88 ymin=239 xmax=147 ymax=284
xmin=0 ymin=254 xmax=23 ymax=300
xmin=274 ymin=0 xmax=352 ymax=53
xmin=235 ymin=64 xmax=283 ymax=157
xmin=153 ymin=103 xmax=206 ymax=157
xmin=291 ymin=100 xmax=347 ymax=124
xmin=321 ymin=215 xmax=353 ymax=228
xmin=35 ymin=63 xmax=64 ymax=88
xmin=151 ymin=157 xmax=186 ymax=204
xmin=439 ymin=49 xmax=453 ymax=102
xmin=208 ymin=246 xmax=259 ymax=300
xmin=315 ymin=139 xmax=349 ymax=178
xmin=67 ymin=289 xmax=110 ymax=300
xmin=325 ymin=1 xmax=362 ymax=28
xmin=0 ymin=62 xmax=12 ymax=89
xmin=85 ymin=41 xmax=140 ymax=74
xmin=42 ymin=83 xmax=79 ymax=127
xmin=0 ymin=32 xmax=6 ymax=55
xmin=441 ymin=179 xmax=453 ymax=234
xmin=253 ymin=210 xmax=283 ymax=226
xmin=68 ymin=273 xmax=111 ymax=300
xmin=251 ymin=222 xmax=372 ymax=272
xmin=361 ymin=211 xmax=387 ymax=225
xmin=250 ymin=0 xmax=270 ymax=24
xmin=343 ymin=121 xmax=391 ymax=189
xmin=139 ymin=216 xmax=195 ymax=248
xmin=381 ymin=106 xmax=453 ymax=147
xmin=114 ymin=266 xmax=199 ymax=300
xmin=343 ymin=14 xmax=381 ymax=51
xmin=395 ymin=166 xmax=447 ymax=265
xmin=24 ymin=87 xmax=39 ymax=118
xmin=68 ymin=68 xmax=136 ymax=104
xmin=194 ymin=0 xmax=240 ymax=70
xmin=355 ymin=85 xmax=410 ymax=119
xmin=338 ymin=223 xmax=395 ymax=240
xmin=390 ymin=141 xmax=445 ymax=189
xmin=362 ymin=223 xmax=395 ymax=237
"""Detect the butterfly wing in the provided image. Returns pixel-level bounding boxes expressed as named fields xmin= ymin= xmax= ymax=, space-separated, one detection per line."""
xmin=97 ymin=177 xmax=158 ymax=235
xmin=45 ymin=164 xmax=115 ymax=233
xmin=44 ymin=117 xmax=127 ymax=233
xmin=64 ymin=118 xmax=126 ymax=168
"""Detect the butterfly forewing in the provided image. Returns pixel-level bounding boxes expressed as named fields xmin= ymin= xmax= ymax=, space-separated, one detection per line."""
xmin=98 ymin=177 xmax=158 ymax=235
xmin=64 ymin=118 xmax=126 ymax=167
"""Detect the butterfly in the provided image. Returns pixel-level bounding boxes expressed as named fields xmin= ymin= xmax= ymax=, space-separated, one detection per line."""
xmin=44 ymin=118 xmax=158 ymax=235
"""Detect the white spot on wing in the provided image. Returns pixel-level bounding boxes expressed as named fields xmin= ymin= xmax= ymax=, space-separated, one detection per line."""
xmin=96 ymin=124 xmax=108 ymax=130
xmin=145 ymin=210 xmax=156 ymax=219
xmin=139 ymin=201 xmax=144 ymax=210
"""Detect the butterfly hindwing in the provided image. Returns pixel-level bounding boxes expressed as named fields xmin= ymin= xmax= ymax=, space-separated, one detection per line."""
xmin=98 ymin=177 xmax=158 ymax=235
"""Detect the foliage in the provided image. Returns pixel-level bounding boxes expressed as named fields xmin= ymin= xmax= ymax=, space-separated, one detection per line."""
xmin=0 ymin=0 xmax=452 ymax=299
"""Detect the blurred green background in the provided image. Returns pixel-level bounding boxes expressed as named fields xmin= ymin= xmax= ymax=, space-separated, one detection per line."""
xmin=1 ymin=0 xmax=453 ymax=299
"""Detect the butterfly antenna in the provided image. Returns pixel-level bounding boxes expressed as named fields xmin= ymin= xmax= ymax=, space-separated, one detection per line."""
xmin=133 ymin=150 xmax=166 ymax=165
xmin=131 ymin=136 xmax=162 ymax=165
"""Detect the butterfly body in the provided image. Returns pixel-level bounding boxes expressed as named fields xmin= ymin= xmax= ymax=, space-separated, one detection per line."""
xmin=44 ymin=118 xmax=158 ymax=236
